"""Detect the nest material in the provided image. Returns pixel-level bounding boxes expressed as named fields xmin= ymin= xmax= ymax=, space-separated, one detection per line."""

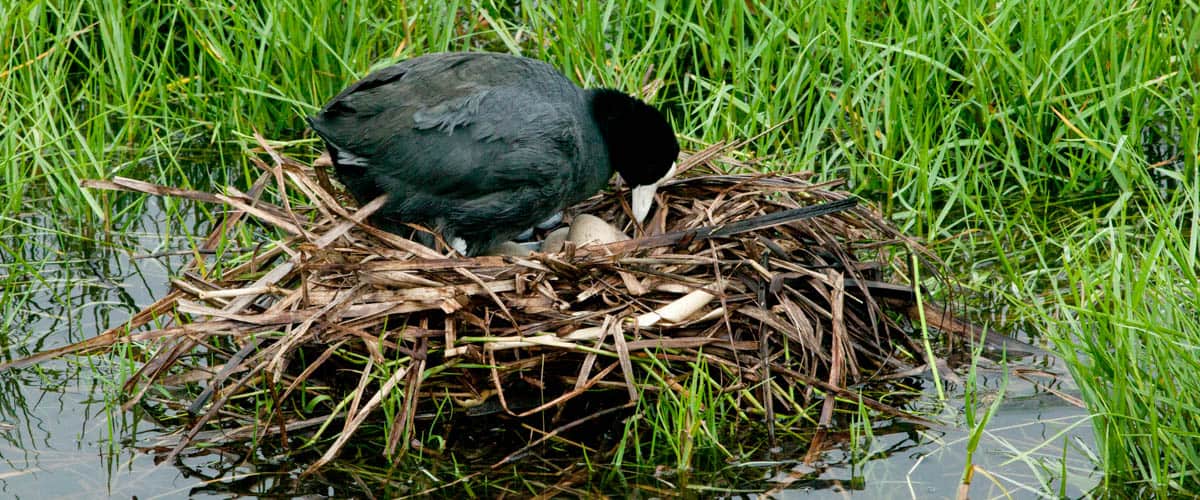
xmin=41 ymin=138 xmax=944 ymax=473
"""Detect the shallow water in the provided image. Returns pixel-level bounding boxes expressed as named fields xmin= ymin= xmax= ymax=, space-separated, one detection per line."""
xmin=0 ymin=197 xmax=217 ymax=498
xmin=0 ymin=194 xmax=1099 ymax=498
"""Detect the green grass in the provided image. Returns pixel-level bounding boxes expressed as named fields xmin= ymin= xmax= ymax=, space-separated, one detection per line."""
xmin=1042 ymin=185 xmax=1200 ymax=495
xmin=1 ymin=0 xmax=1197 ymax=495
xmin=959 ymin=332 xmax=1009 ymax=496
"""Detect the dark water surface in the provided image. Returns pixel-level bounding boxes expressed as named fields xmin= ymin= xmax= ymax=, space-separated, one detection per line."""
xmin=0 ymin=193 xmax=1099 ymax=498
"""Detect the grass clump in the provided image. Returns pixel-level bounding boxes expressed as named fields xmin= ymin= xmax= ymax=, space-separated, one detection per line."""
xmin=1044 ymin=183 xmax=1200 ymax=496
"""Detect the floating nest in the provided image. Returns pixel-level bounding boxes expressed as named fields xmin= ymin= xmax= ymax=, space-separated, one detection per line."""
xmin=20 ymin=137 xmax=973 ymax=476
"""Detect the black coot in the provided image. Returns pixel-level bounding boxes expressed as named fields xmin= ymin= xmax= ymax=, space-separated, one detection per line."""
xmin=308 ymin=52 xmax=680 ymax=256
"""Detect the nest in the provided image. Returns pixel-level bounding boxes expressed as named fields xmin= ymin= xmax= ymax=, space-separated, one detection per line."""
xmin=30 ymin=138 xmax=952 ymax=474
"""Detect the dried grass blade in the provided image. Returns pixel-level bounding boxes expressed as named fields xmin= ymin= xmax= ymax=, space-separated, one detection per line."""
xmin=346 ymin=357 xmax=376 ymax=430
xmin=610 ymin=319 xmax=638 ymax=402
xmin=81 ymin=177 xmax=224 ymax=204
xmin=221 ymin=261 xmax=296 ymax=314
xmin=622 ymin=337 xmax=757 ymax=351
xmin=312 ymin=194 xmax=387 ymax=249
xmin=0 ymin=289 xmax=187 ymax=371
xmin=573 ymin=316 xmax=612 ymax=390
xmin=386 ymin=337 xmax=428 ymax=455
xmin=216 ymin=191 xmax=307 ymax=236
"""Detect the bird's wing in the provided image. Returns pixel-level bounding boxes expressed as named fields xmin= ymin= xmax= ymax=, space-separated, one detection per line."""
xmin=309 ymin=55 xmax=582 ymax=201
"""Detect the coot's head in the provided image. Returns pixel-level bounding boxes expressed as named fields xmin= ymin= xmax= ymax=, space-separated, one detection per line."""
xmin=590 ymin=89 xmax=680 ymax=222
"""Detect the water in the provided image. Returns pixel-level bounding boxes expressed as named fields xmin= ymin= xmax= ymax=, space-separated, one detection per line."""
xmin=0 ymin=193 xmax=1099 ymax=498
xmin=0 ymin=197 xmax=219 ymax=498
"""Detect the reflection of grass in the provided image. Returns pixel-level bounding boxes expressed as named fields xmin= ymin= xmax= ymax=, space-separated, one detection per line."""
xmin=2 ymin=0 xmax=1197 ymax=495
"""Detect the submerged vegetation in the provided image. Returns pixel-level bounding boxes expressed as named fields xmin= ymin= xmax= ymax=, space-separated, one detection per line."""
xmin=1 ymin=0 xmax=1196 ymax=496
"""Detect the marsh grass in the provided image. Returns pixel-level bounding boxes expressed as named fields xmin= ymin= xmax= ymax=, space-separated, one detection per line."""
xmin=958 ymin=333 xmax=1008 ymax=498
xmin=2 ymin=0 xmax=1197 ymax=495
xmin=1042 ymin=185 xmax=1200 ymax=495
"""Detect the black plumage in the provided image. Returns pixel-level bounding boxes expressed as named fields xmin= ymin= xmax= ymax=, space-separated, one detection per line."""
xmin=308 ymin=52 xmax=679 ymax=255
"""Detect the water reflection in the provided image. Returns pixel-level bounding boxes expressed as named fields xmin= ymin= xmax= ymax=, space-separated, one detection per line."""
xmin=0 ymin=195 xmax=215 ymax=497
